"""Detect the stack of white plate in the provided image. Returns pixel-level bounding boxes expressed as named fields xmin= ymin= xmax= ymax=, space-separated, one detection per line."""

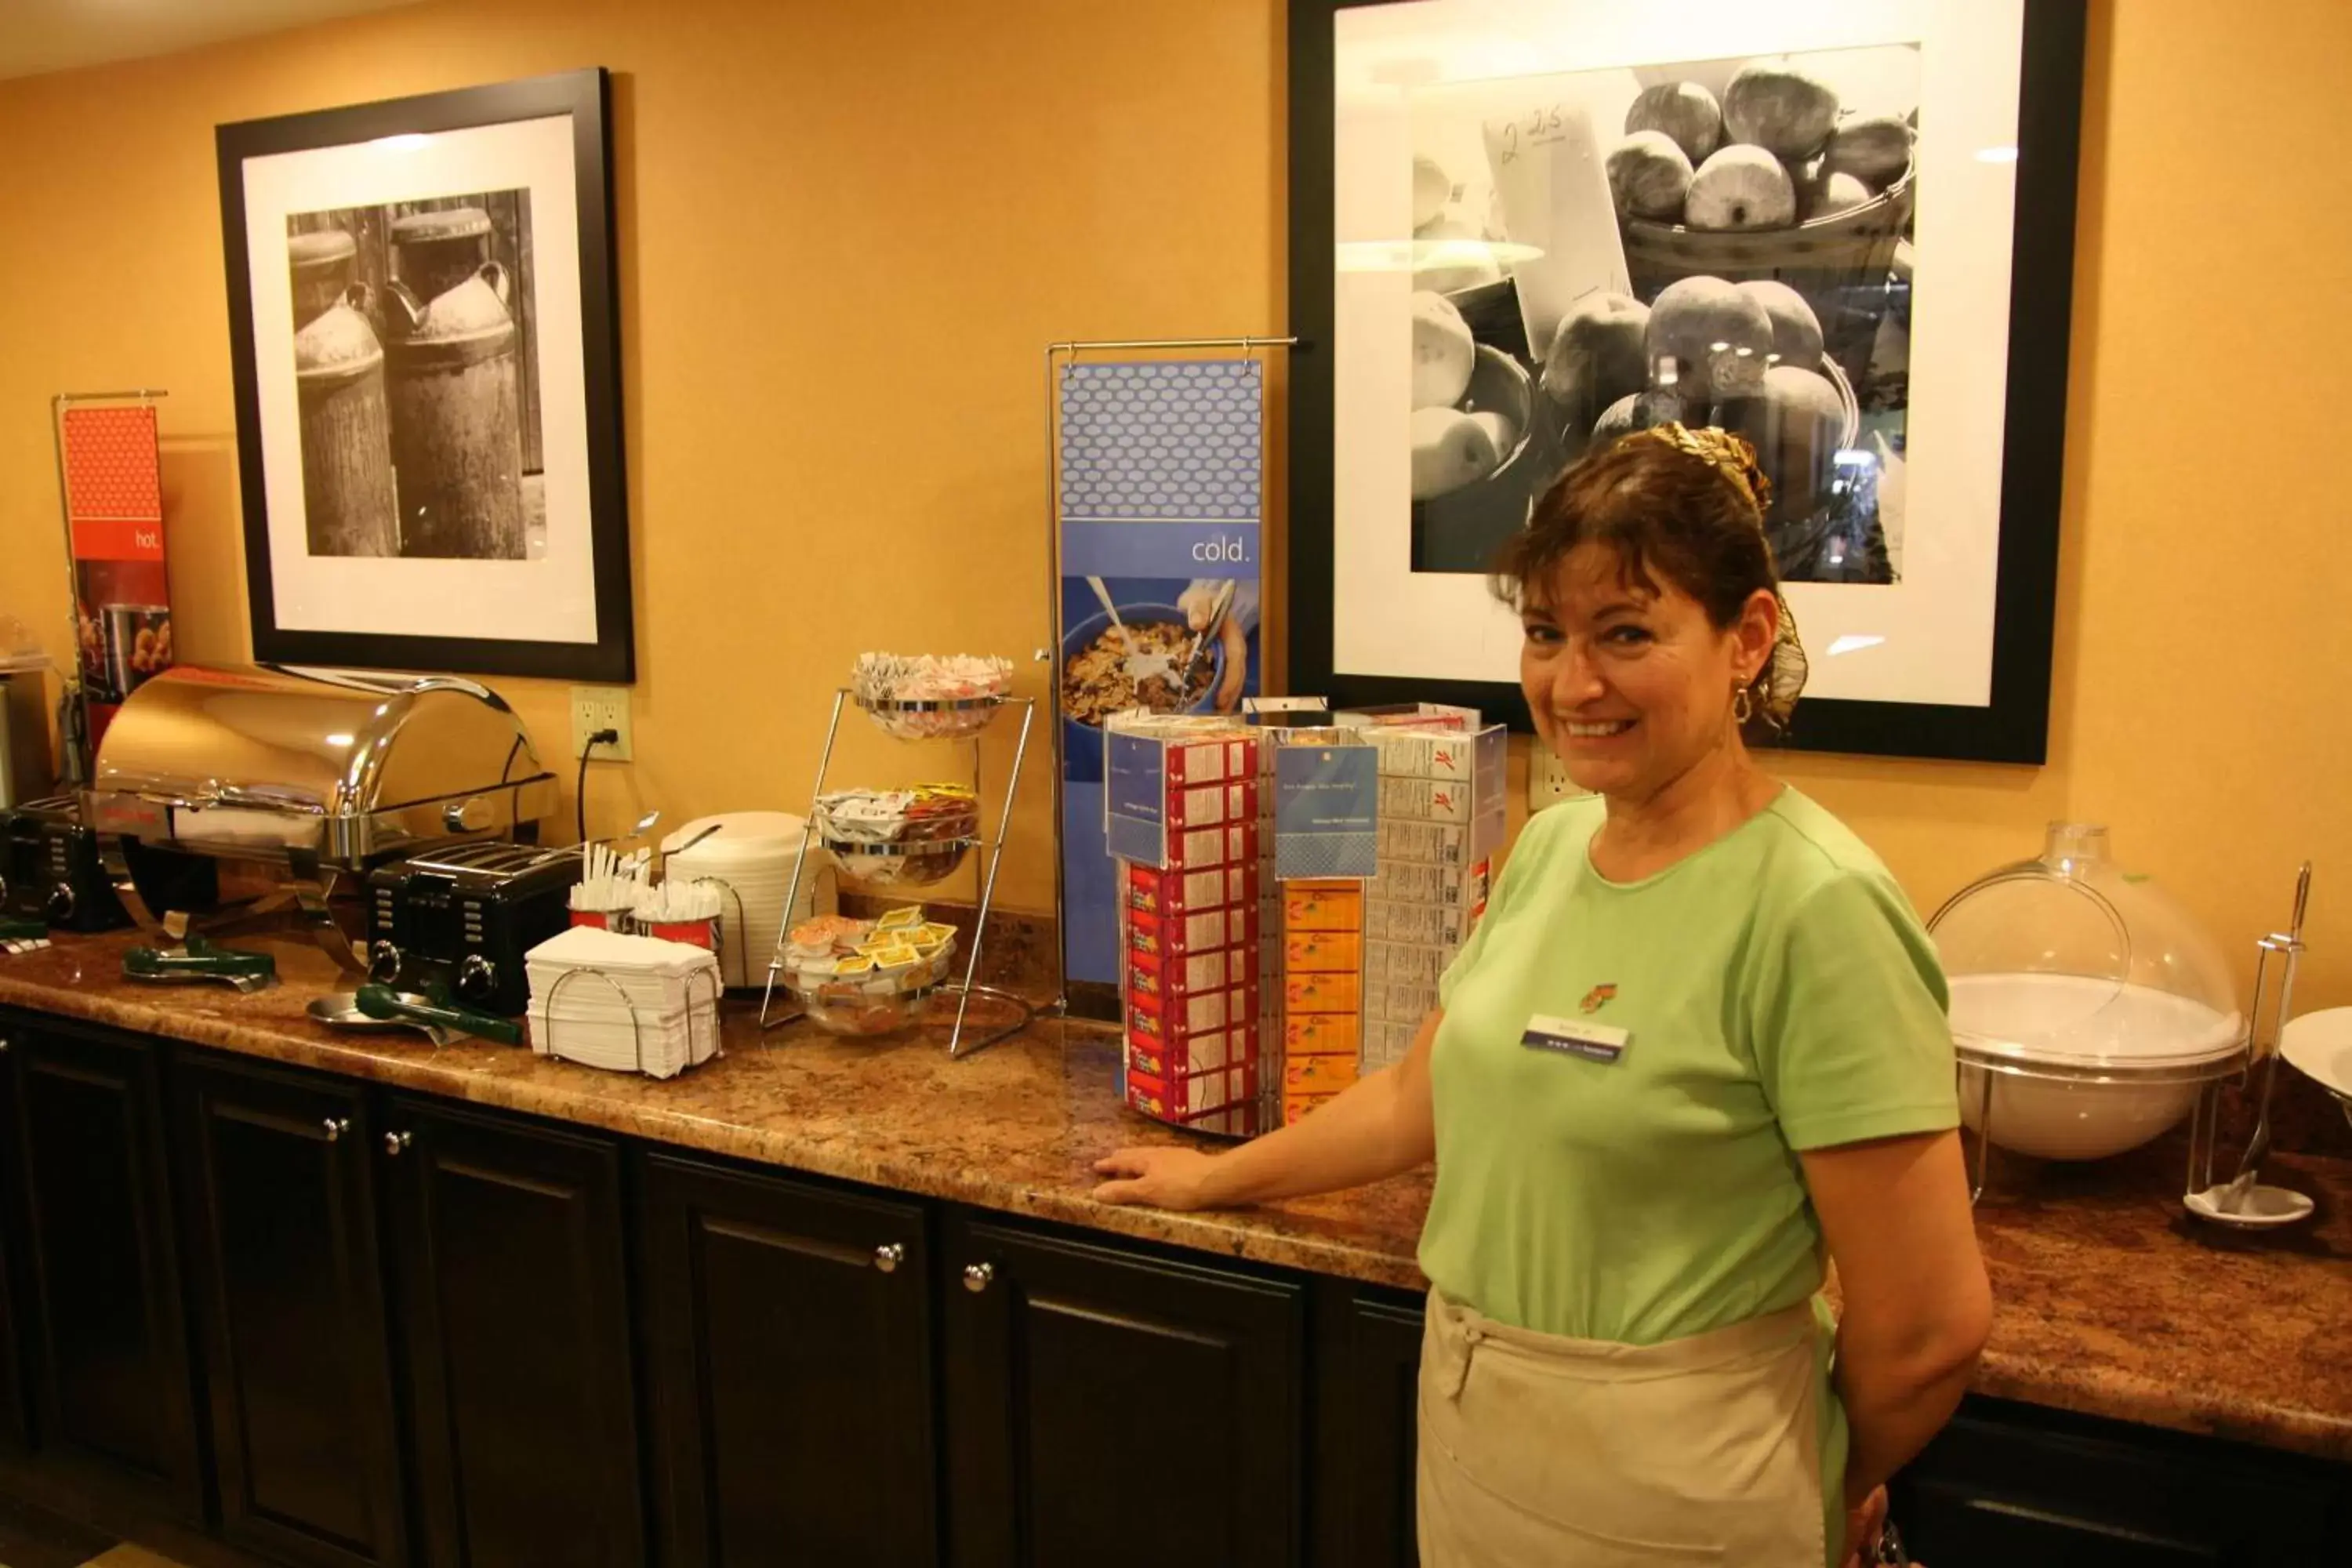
xmin=660 ymin=811 xmax=837 ymax=988
xmin=524 ymin=927 xmax=721 ymax=1080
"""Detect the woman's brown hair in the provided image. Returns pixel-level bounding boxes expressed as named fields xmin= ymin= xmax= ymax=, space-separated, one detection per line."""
xmin=1493 ymin=425 xmax=1807 ymax=731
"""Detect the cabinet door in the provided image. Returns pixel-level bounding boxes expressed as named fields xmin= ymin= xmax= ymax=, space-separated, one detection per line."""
xmin=385 ymin=1097 xmax=644 ymax=1568
xmin=1892 ymin=1399 xmax=2345 ymax=1566
xmin=641 ymin=1153 xmax=937 ymax=1568
xmin=943 ymin=1213 xmax=1305 ymax=1568
xmin=174 ymin=1054 xmax=407 ymax=1568
xmin=4 ymin=1022 xmax=202 ymax=1516
xmin=1312 ymin=1284 xmax=1424 ymax=1568
xmin=0 ymin=1023 xmax=27 ymax=1452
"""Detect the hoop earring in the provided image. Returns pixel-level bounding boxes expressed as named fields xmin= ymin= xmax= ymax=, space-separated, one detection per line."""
xmin=1732 ymin=684 xmax=1755 ymax=726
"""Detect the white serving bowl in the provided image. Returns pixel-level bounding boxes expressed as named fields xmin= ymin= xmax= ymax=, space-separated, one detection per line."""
xmin=1950 ymin=973 xmax=2245 ymax=1161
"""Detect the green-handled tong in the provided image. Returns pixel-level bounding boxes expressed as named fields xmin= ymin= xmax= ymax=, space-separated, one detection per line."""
xmin=355 ymin=983 xmax=521 ymax=1046
xmin=123 ymin=936 xmax=277 ymax=993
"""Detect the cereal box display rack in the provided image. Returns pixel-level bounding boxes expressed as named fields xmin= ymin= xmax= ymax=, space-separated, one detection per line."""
xmin=1108 ymin=702 xmax=1506 ymax=1138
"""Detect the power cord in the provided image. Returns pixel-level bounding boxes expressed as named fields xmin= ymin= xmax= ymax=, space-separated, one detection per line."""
xmin=577 ymin=728 xmax=619 ymax=844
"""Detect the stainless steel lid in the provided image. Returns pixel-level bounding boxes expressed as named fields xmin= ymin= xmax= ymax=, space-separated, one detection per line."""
xmin=87 ymin=664 xmax=557 ymax=864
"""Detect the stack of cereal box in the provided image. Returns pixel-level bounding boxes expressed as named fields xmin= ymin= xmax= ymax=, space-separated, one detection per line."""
xmin=1106 ymin=716 xmax=1262 ymax=1134
xmin=1358 ymin=724 xmax=1508 ymax=1070
xmin=1264 ymin=723 xmax=1382 ymax=1127
xmin=1281 ymin=880 xmax=1363 ymax=1122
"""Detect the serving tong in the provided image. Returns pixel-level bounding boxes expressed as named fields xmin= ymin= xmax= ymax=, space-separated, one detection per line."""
xmin=123 ymin=935 xmax=276 ymax=994
xmin=1179 ymin=579 xmax=1240 ymax=690
xmin=2185 ymin=862 xmax=2315 ymax=1228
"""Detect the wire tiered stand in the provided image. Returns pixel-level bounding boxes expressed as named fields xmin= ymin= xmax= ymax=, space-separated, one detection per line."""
xmin=759 ymin=688 xmax=1041 ymax=1057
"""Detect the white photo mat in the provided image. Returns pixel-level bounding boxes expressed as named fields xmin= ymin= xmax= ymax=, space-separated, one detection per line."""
xmin=1330 ymin=0 xmax=2024 ymax=710
xmin=241 ymin=114 xmax=599 ymax=647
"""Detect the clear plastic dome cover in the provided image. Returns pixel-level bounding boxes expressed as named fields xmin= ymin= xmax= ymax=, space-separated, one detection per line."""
xmin=1929 ymin=823 xmax=2245 ymax=1071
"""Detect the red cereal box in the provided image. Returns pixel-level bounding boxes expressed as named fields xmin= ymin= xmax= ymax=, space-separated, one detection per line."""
xmin=1127 ymin=942 xmax=1252 ymax=1000
xmin=1160 ymin=734 xmax=1258 ymax=785
xmin=1126 ymin=1026 xmax=1250 ymax=1081
xmin=1128 ymin=978 xmax=1262 ymax=1043
xmin=1126 ymin=861 xmax=1258 ymax=918
xmin=1127 ymin=1061 xmax=1258 ymax=1120
xmin=1129 ymin=903 xmax=1260 ymax=959
xmin=1167 ymin=819 xmax=1260 ymax=869
xmin=1166 ymin=779 xmax=1259 ymax=829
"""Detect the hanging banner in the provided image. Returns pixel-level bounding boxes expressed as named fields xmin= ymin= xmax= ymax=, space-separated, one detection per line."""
xmin=60 ymin=404 xmax=172 ymax=755
xmin=1056 ymin=358 xmax=1264 ymax=1000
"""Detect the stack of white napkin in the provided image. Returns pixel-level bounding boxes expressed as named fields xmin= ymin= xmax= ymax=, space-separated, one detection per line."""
xmin=524 ymin=926 xmax=722 ymax=1080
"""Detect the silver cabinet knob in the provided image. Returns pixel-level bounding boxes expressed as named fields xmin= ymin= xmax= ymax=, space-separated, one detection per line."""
xmin=962 ymin=1261 xmax=995 ymax=1294
xmin=384 ymin=1131 xmax=412 ymax=1156
xmin=0 ymin=1035 xmax=10 ymax=1054
xmin=322 ymin=1117 xmax=350 ymax=1142
xmin=873 ymin=1243 xmax=906 ymax=1274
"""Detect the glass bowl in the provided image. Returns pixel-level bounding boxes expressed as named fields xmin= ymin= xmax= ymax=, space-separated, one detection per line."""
xmin=855 ymin=693 xmax=1005 ymax=742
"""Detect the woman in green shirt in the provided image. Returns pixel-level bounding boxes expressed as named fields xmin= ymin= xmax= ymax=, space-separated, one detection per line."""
xmin=1095 ymin=426 xmax=1990 ymax=1566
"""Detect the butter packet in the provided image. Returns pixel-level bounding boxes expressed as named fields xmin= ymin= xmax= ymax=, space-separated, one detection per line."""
xmin=916 ymin=922 xmax=960 ymax=946
xmin=835 ymin=954 xmax=878 ymax=976
xmin=877 ymin=906 xmax=927 ymax=931
xmin=870 ymin=941 xmax=921 ymax=969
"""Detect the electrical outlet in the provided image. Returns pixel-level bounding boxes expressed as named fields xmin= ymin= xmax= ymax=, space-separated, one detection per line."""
xmin=570 ymin=685 xmax=633 ymax=762
xmin=1529 ymin=745 xmax=1588 ymax=813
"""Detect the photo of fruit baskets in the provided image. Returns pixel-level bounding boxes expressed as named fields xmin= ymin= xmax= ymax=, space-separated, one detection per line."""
xmin=1406 ymin=44 xmax=1918 ymax=587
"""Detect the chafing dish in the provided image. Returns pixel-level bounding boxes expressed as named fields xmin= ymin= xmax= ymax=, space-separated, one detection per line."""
xmin=84 ymin=664 xmax=558 ymax=967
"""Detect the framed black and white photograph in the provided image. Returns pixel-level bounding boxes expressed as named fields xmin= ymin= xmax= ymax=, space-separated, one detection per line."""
xmin=1288 ymin=1 xmax=2085 ymax=762
xmin=219 ymin=67 xmax=632 ymax=681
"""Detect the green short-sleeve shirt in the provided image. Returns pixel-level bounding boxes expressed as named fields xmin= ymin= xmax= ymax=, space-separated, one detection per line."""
xmin=1417 ymin=788 xmax=1958 ymax=1559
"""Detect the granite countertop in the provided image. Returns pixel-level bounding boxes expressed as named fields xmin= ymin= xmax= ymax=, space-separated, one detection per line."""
xmin=2 ymin=929 xmax=2347 ymax=1464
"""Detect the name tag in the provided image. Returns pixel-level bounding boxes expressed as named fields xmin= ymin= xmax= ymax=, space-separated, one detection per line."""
xmin=1521 ymin=1012 xmax=1631 ymax=1063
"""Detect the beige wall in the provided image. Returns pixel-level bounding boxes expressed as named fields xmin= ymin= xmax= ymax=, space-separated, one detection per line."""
xmin=2 ymin=0 xmax=2347 ymax=1015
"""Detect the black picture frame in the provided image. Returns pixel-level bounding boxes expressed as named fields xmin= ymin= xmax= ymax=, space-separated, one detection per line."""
xmin=1286 ymin=2 xmax=2086 ymax=764
xmin=217 ymin=67 xmax=633 ymax=683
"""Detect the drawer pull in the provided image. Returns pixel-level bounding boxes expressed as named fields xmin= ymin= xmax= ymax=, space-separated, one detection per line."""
xmin=963 ymin=1261 xmax=995 ymax=1294
xmin=384 ymin=1131 xmax=413 ymax=1156
xmin=873 ymin=1243 xmax=906 ymax=1274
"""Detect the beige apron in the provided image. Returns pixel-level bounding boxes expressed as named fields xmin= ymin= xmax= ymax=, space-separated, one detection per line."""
xmin=1417 ymin=1290 xmax=1829 ymax=1567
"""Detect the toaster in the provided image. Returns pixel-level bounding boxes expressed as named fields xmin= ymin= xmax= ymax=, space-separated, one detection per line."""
xmin=365 ymin=841 xmax=581 ymax=1016
xmin=2 ymin=793 xmax=131 ymax=932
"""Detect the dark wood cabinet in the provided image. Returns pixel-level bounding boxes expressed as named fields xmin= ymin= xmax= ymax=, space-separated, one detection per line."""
xmin=640 ymin=1152 xmax=938 ymax=1567
xmin=942 ymin=1214 xmax=1305 ymax=1568
xmin=1 ymin=1020 xmax=202 ymax=1517
xmin=0 ymin=1024 xmax=27 ymax=1454
xmin=383 ymin=1096 xmax=642 ymax=1568
xmin=1892 ymin=1397 xmax=2348 ymax=1566
xmin=1 ymin=1004 xmax=2348 ymax=1568
xmin=1311 ymin=1283 xmax=1424 ymax=1568
xmin=173 ymin=1053 xmax=407 ymax=1568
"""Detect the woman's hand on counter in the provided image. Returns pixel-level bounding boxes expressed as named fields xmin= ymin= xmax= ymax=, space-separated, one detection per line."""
xmin=1091 ymin=1010 xmax=1443 ymax=1211
xmin=1092 ymin=1146 xmax=1224 ymax=1210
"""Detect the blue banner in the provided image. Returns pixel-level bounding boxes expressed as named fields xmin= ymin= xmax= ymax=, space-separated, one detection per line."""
xmin=1057 ymin=359 xmax=1265 ymax=992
